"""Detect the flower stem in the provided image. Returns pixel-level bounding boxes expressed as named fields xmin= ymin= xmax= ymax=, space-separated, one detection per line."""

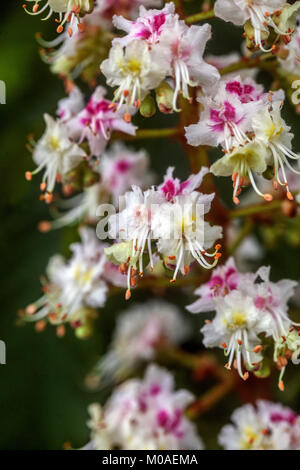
xmin=229 ymin=200 xmax=284 ymax=218
xmin=112 ymin=127 xmax=182 ymax=141
xmin=185 ymin=9 xmax=215 ymax=25
xmin=220 ymin=53 xmax=275 ymax=76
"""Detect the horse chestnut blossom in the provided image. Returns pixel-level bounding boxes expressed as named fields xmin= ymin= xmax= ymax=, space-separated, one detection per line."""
xmin=82 ymin=364 xmax=203 ymax=450
xmin=91 ymin=301 xmax=190 ymax=385
xmin=201 ymin=290 xmax=272 ymax=380
xmin=106 ymin=167 xmax=222 ymax=299
xmin=214 ymin=0 xmax=292 ymax=51
xmin=23 ymin=227 xmax=108 ymax=337
xmin=186 ymin=74 xmax=300 ymax=203
xmin=25 ymin=113 xmax=87 ymax=200
xmin=63 ymin=86 xmax=137 ymax=157
xmin=101 ymin=39 xmax=169 ymax=119
xmin=187 ymin=257 xmax=299 ymax=388
xmin=104 ymin=2 xmax=219 ymax=112
xmin=23 ymin=0 xmax=94 ymax=36
xmin=219 ymin=400 xmax=300 ymax=450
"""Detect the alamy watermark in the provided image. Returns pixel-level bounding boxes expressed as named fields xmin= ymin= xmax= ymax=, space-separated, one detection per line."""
xmin=95 ymin=199 xmax=205 ymax=244
xmin=0 ymin=340 xmax=6 ymax=365
xmin=0 ymin=80 xmax=6 ymax=104
xmin=291 ymin=80 xmax=300 ymax=105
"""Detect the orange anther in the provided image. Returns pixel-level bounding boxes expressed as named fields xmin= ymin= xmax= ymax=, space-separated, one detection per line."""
xmin=125 ymin=289 xmax=131 ymax=300
xmin=215 ymin=244 xmax=221 ymax=251
xmin=287 ymin=191 xmax=294 ymax=201
xmin=279 ymin=380 xmax=285 ymax=391
xmin=25 ymin=171 xmax=32 ymax=181
xmin=26 ymin=304 xmax=37 ymax=315
xmin=237 ymin=339 xmax=242 ymax=345
xmin=56 ymin=325 xmax=66 ymax=338
xmin=243 ymin=372 xmax=249 ymax=381
xmin=184 ymin=265 xmax=190 ymax=275
xmin=215 ymin=253 xmax=222 ymax=260
xmin=38 ymin=221 xmax=51 ymax=233
xmin=264 ymin=193 xmax=273 ymax=202
xmin=233 ymin=196 xmax=240 ymax=205
xmin=57 ymin=25 xmax=64 ymax=34
xmin=40 ymin=182 xmax=47 ymax=191
xmin=253 ymin=345 xmax=263 ymax=353
xmin=221 ymin=342 xmax=227 ymax=349
xmin=124 ymin=113 xmax=131 ymax=123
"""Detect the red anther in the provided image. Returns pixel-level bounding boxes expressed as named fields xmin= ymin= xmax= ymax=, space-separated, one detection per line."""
xmin=123 ymin=90 xmax=129 ymax=97
xmin=221 ymin=342 xmax=227 ymax=349
xmin=265 ymin=11 xmax=270 ymax=17
xmin=237 ymin=339 xmax=242 ymax=346
xmin=149 ymin=266 xmax=153 ymax=272
xmin=168 ymin=255 xmax=176 ymax=260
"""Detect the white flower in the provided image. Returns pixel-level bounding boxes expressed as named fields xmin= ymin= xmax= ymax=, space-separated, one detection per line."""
xmin=108 ymin=185 xmax=164 ymax=298
xmin=95 ymin=301 xmax=190 ymax=383
xmin=83 ymin=365 xmax=204 ymax=450
xmin=101 ymin=40 xmax=169 ymax=114
xmin=67 ymin=86 xmax=137 ymax=157
xmin=152 ymin=191 xmax=222 ymax=282
xmin=201 ymin=290 xmax=273 ymax=379
xmin=159 ymin=22 xmax=220 ymax=111
xmin=25 ymin=227 xmax=108 ymax=330
xmin=219 ymin=400 xmax=300 ymax=450
xmin=185 ymin=77 xmax=263 ymax=153
xmin=26 ymin=114 xmax=86 ymax=196
xmin=112 ymin=2 xmax=178 ymax=47
xmin=251 ymin=100 xmax=300 ymax=200
xmin=214 ymin=0 xmax=287 ymax=51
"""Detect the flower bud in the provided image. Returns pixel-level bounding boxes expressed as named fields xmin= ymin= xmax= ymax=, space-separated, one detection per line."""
xmin=139 ymin=94 xmax=156 ymax=118
xmin=155 ymin=81 xmax=174 ymax=114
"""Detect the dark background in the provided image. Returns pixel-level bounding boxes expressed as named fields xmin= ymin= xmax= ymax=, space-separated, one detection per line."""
xmin=0 ymin=2 xmax=300 ymax=449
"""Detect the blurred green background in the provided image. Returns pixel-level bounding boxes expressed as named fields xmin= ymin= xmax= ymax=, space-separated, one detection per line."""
xmin=0 ymin=2 xmax=300 ymax=450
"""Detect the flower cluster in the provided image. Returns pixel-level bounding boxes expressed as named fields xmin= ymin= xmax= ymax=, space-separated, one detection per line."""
xmin=25 ymin=86 xmax=137 ymax=198
xmin=106 ymin=166 xmax=222 ymax=300
xmin=219 ymin=400 xmax=300 ymax=450
xmin=82 ymin=364 xmax=203 ymax=450
xmin=187 ymin=257 xmax=299 ymax=388
xmin=89 ymin=301 xmax=190 ymax=386
xmin=186 ymin=74 xmax=300 ymax=203
xmin=22 ymin=227 xmax=113 ymax=337
xmin=101 ymin=2 xmax=219 ymax=115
